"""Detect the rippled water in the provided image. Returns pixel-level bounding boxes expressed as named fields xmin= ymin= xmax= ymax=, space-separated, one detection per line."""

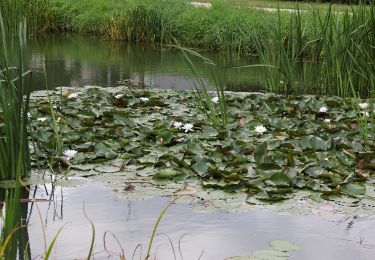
xmin=23 ymin=181 xmax=375 ymax=259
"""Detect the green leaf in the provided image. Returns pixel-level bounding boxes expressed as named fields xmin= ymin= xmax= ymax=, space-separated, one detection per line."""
xmin=153 ymin=169 xmax=180 ymax=179
xmin=304 ymin=166 xmax=327 ymax=178
xmin=256 ymin=163 xmax=283 ymax=178
xmin=270 ymin=172 xmax=290 ymax=187
xmin=341 ymin=182 xmax=366 ymax=196
xmin=254 ymin=142 xmax=267 ymax=163
xmin=269 ymin=240 xmax=300 ymax=252
xmin=192 ymin=161 xmax=209 ymax=177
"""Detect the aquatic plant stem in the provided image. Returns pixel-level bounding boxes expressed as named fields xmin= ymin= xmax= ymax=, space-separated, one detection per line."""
xmin=146 ymin=196 xmax=179 ymax=259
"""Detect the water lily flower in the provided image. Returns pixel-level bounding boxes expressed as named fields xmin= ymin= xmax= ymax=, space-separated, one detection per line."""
xmin=115 ymin=94 xmax=124 ymax=99
xmin=37 ymin=117 xmax=47 ymax=122
xmin=359 ymin=102 xmax=368 ymax=109
xmin=140 ymin=97 xmax=149 ymax=102
xmin=255 ymin=125 xmax=267 ymax=134
xmin=27 ymin=112 xmax=32 ymax=119
xmin=182 ymin=123 xmax=194 ymax=132
xmin=319 ymin=106 xmax=328 ymax=113
xmin=361 ymin=111 xmax=369 ymax=117
xmin=211 ymin=97 xmax=219 ymax=104
xmin=324 ymin=118 xmax=331 ymax=123
xmin=68 ymin=93 xmax=78 ymax=99
xmin=63 ymin=149 xmax=77 ymax=160
xmin=173 ymin=121 xmax=183 ymax=129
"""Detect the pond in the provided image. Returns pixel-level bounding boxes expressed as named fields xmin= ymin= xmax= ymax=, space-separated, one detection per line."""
xmin=27 ymin=33 xmax=264 ymax=92
xmin=12 ymin=33 xmax=375 ymax=259
xmin=23 ymin=180 xmax=375 ymax=259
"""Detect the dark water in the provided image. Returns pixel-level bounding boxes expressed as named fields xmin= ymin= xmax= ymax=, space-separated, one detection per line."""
xmin=20 ymin=181 xmax=375 ymax=259
xmin=27 ymin=33 xmax=266 ymax=92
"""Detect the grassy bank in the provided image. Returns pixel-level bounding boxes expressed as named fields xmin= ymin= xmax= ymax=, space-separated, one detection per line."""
xmin=213 ymin=0 xmax=356 ymax=11
xmin=0 ymin=0 xmax=320 ymax=52
xmin=3 ymin=0 xmax=375 ymax=96
xmin=6 ymin=1 xmax=372 ymax=52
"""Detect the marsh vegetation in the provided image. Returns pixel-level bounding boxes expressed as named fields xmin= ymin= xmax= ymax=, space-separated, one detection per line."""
xmin=0 ymin=0 xmax=375 ymax=258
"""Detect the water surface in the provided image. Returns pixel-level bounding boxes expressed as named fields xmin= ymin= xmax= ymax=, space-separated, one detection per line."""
xmin=24 ymin=181 xmax=375 ymax=259
xmin=27 ymin=33 xmax=265 ymax=92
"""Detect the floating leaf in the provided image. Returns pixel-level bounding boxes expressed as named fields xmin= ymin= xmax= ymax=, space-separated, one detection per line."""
xmin=153 ymin=169 xmax=181 ymax=179
xmin=304 ymin=166 xmax=328 ymax=178
xmin=270 ymin=172 xmax=290 ymax=187
xmin=257 ymin=163 xmax=283 ymax=178
xmin=192 ymin=161 xmax=209 ymax=177
xmin=254 ymin=142 xmax=267 ymax=163
xmin=251 ymin=249 xmax=289 ymax=259
xmin=94 ymin=165 xmax=121 ymax=173
xmin=341 ymin=182 xmax=366 ymax=196
xmin=269 ymin=240 xmax=300 ymax=252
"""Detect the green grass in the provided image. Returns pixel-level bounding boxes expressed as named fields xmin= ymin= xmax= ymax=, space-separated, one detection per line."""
xmin=176 ymin=42 xmax=229 ymax=128
xmin=237 ymin=4 xmax=375 ymax=97
xmin=214 ymin=0 xmax=357 ymax=12
xmin=2 ymin=0 xmax=374 ymax=98
xmin=6 ymin=0 xmax=316 ymax=52
xmin=0 ymin=8 xmax=31 ymax=181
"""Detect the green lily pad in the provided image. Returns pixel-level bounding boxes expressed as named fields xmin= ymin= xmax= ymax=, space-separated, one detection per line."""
xmin=341 ymin=182 xmax=366 ymax=196
xmin=94 ymin=165 xmax=121 ymax=173
xmin=269 ymin=240 xmax=300 ymax=252
xmin=153 ymin=169 xmax=181 ymax=179
xmin=251 ymin=249 xmax=289 ymax=259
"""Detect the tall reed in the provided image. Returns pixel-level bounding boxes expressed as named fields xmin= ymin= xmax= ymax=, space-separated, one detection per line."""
xmin=0 ymin=10 xmax=31 ymax=181
xmin=240 ymin=3 xmax=375 ymax=97
xmin=175 ymin=41 xmax=228 ymax=128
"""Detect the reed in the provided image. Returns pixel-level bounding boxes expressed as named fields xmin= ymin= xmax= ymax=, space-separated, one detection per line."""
xmin=0 ymin=9 xmax=31 ymax=181
xmin=238 ymin=3 xmax=375 ymax=97
xmin=175 ymin=41 xmax=228 ymax=128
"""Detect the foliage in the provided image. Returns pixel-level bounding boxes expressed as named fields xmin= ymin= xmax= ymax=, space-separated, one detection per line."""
xmin=176 ymin=43 xmax=228 ymax=128
xmin=0 ymin=10 xmax=31 ymax=181
xmin=29 ymin=86 xmax=375 ymax=202
xmin=238 ymin=4 xmax=375 ymax=97
xmin=6 ymin=0 xmax=309 ymax=53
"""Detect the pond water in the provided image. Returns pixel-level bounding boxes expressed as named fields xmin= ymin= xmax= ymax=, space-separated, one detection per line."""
xmin=21 ymin=181 xmax=375 ymax=259
xmin=21 ymin=34 xmax=375 ymax=259
xmin=27 ymin=33 xmax=265 ymax=92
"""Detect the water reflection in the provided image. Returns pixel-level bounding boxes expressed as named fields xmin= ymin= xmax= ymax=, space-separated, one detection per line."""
xmin=0 ymin=187 xmax=31 ymax=259
xmin=19 ymin=181 xmax=375 ymax=259
xmin=27 ymin=33 xmax=266 ymax=92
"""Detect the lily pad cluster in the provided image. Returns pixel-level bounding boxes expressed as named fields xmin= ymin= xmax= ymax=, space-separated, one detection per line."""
xmin=28 ymin=86 xmax=375 ymax=203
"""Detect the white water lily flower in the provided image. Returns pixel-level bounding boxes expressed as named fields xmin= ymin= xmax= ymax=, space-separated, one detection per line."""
xmin=319 ymin=106 xmax=328 ymax=113
xmin=361 ymin=111 xmax=369 ymax=117
xmin=37 ymin=117 xmax=47 ymax=122
xmin=115 ymin=94 xmax=124 ymax=99
xmin=182 ymin=123 xmax=194 ymax=132
xmin=68 ymin=93 xmax=78 ymax=99
xmin=173 ymin=121 xmax=183 ymax=129
xmin=211 ymin=97 xmax=219 ymax=104
xmin=27 ymin=112 xmax=31 ymax=119
xmin=255 ymin=125 xmax=267 ymax=134
xmin=324 ymin=118 xmax=331 ymax=123
xmin=140 ymin=97 xmax=149 ymax=102
xmin=63 ymin=149 xmax=77 ymax=160
xmin=359 ymin=102 xmax=368 ymax=109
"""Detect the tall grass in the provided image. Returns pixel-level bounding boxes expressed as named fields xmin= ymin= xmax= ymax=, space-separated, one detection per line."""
xmin=0 ymin=10 xmax=31 ymax=181
xmin=0 ymin=0 xmax=55 ymax=34
xmin=238 ymin=3 xmax=375 ymax=97
xmin=175 ymin=42 xmax=228 ymax=128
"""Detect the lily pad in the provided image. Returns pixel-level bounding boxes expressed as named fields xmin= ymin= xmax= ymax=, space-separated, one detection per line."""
xmin=269 ymin=240 xmax=300 ymax=252
xmin=94 ymin=165 xmax=122 ymax=173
